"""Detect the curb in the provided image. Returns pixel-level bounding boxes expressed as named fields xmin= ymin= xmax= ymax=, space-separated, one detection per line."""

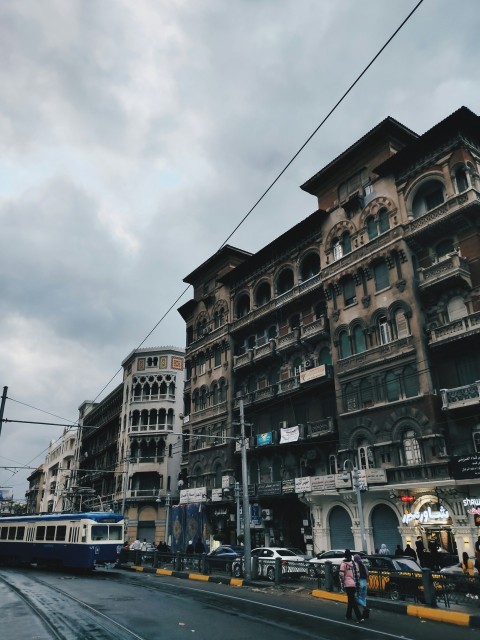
xmin=121 ymin=565 xmax=480 ymax=628
xmin=311 ymin=588 xmax=480 ymax=628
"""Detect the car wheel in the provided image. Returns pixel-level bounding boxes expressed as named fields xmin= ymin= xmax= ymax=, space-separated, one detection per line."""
xmin=388 ymin=583 xmax=400 ymax=601
xmin=308 ymin=565 xmax=317 ymax=578
xmin=232 ymin=563 xmax=243 ymax=578
xmin=266 ymin=566 xmax=275 ymax=582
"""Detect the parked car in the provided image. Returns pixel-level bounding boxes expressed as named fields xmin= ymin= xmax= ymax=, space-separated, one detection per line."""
xmin=232 ymin=547 xmax=307 ymax=581
xmin=206 ymin=545 xmax=244 ymax=571
xmin=367 ymin=554 xmax=445 ymax=601
xmin=287 ymin=547 xmax=313 ymax=561
xmin=306 ymin=549 xmax=367 ymax=578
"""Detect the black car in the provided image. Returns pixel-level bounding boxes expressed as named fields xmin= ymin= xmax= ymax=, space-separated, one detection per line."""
xmin=206 ymin=545 xmax=244 ymax=571
xmin=366 ymin=554 xmax=444 ymax=602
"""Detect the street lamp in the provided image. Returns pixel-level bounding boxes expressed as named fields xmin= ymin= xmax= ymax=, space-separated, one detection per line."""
xmin=343 ymin=459 xmax=367 ymax=553
xmin=156 ymin=491 xmax=171 ymax=545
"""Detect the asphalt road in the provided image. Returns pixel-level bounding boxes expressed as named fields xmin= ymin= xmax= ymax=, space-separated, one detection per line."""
xmin=0 ymin=567 xmax=475 ymax=640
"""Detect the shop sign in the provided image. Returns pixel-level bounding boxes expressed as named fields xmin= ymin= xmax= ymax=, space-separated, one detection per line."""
xmin=335 ymin=472 xmax=352 ymax=489
xmin=299 ymin=364 xmax=333 ymax=384
xmin=211 ymin=488 xmax=223 ymax=502
xmin=280 ymin=426 xmax=299 ymax=444
xmin=282 ymin=478 xmax=296 ymax=494
xmin=222 ymin=475 xmax=235 ymax=488
xmin=295 ymin=476 xmax=312 ymax=493
xmin=257 ymin=432 xmax=273 ymax=446
xmin=250 ymin=503 xmax=262 ymax=526
xmin=311 ymin=474 xmax=336 ymax=492
xmin=463 ymin=497 xmax=480 ymax=515
xmin=451 ymin=453 xmax=480 ymax=479
xmin=257 ymin=481 xmax=282 ymax=496
xmin=179 ymin=487 xmax=207 ymax=504
xmin=365 ymin=468 xmax=387 ymax=484
xmin=402 ymin=505 xmax=450 ymax=525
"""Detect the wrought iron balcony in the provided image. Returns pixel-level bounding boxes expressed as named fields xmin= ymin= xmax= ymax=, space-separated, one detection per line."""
xmin=386 ymin=461 xmax=451 ymax=485
xmin=440 ymin=381 xmax=480 ymax=410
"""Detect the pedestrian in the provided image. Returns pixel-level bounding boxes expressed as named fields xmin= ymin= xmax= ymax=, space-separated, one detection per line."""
xmin=186 ymin=540 xmax=195 ymax=554
xmin=475 ymin=536 xmax=480 ymax=573
xmin=353 ymin=553 xmax=370 ymax=620
xmin=415 ymin=536 xmax=425 ymax=565
xmin=339 ymin=549 xmax=364 ymax=623
xmin=130 ymin=538 xmax=141 ymax=550
xmin=194 ymin=538 xmax=206 ymax=554
xmin=378 ymin=543 xmax=390 ymax=555
xmin=394 ymin=544 xmax=403 ymax=557
xmin=404 ymin=544 xmax=417 ymax=561
xmin=461 ymin=551 xmax=478 ymax=599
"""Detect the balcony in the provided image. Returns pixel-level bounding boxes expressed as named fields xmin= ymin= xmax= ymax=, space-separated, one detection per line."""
xmin=190 ymin=401 xmax=228 ymax=423
xmin=129 ymin=456 xmax=165 ymax=465
xmin=126 ymin=489 xmax=162 ymax=501
xmin=417 ymin=252 xmax=471 ymax=294
xmin=337 ymin=335 xmax=416 ymax=376
xmin=428 ymin=311 xmax=480 ymax=347
xmin=129 ymin=423 xmax=174 ymax=435
xmin=230 ymin=274 xmax=322 ymax=333
xmin=234 ymin=373 xmax=333 ymax=409
xmin=234 ymin=316 xmax=329 ymax=371
xmin=440 ymin=381 xmax=480 ymax=411
xmin=307 ymin=417 xmax=336 ymax=438
xmin=386 ymin=461 xmax=451 ymax=485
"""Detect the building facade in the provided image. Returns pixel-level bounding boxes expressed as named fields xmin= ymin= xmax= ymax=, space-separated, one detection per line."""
xmin=179 ymin=106 xmax=480 ymax=560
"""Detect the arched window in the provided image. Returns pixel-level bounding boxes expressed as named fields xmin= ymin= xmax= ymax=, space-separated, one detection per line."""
xmin=292 ymin=357 xmax=303 ymax=377
xmin=236 ymin=294 xmax=250 ymax=318
xmin=358 ymin=441 xmax=371 ymax=469
xmin=473 ymin=426 xmax=480 ymax=453
xmin=277 ymin=268 xmax=294 ymax=295
xmin=455 ymin=166 xmax=469 ymax=193
xmin=342 ymin=275 xmax=356 ymax=306
xmin=378 ymin=315 xmax=391 ymax=345
xmin=385 ymin=372 xmax=400 ymax=402
xmin=290 ymin=313 xmax=301 ymax=330
xmin=366 ymin=216 xmax=378 ymax=240
xmin=268 ymin=325 xmax=278 ymax=339
xmin=374 ymin=260 xmax=389 ymax=291
xmin=214 ymin=464 xmax=223 ymax=489
xmin=196 ymin=317 xmax=207 ymax=339
xmin=219 ymin=380 xmax=226 ymax=403
xmin=214 ymin=307 xmax=225 ymax=328
xmin=214 ymin=345 xmax=221 ymax=367
xmin=338 ymin=330 xmax=352 ymax=359
xmin=255 ymin=282 xmax=271 ymax=307
xmin=412 ymin=180 xmax=445 ymax=217
xmin=378 ymin=208 xmax=390 ymax=234
xmin=329 ymin=455 xmax=337 ymax=475
xmin=395 ymin=309 xmax=409 ymax=339
xmin=211 ymin=383 xmax=219 ymax=406
xmin=353 ymin=325 xmax=366 ymax=353
xmin=200 ymin=388 xmax=208 ymax=410
xmin=332 ymin=232 xmax=352 ymax=261
xmin=318 ymin=346 xmax=332 ymax=365
xmin=300 ymin=253 xmax=320 ymax=281
xmin=198 ymin=352 xmax=206 ymax=375
xmin=447 ymin=295 xmax=468 ymax=321
xmin=360 ymin=378 xmax=373 ymax=407
xmin=403 ymin=429 xmax=422 ymax=464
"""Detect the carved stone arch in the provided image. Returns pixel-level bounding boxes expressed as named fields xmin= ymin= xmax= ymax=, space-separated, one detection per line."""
xmin=273 ymin=261 xmax=295 ymax=280
xmin=333 ymin=323 xmax=350 ymax=342
xmin=212 ymin=298 xmax=228 ymax=315
xmin=384 ymin=406 xmax=431 ymax=441
xmin=360 ymin=196 xmax=397 ymax=227
xmin=325 ymin=219 xmax=357 ymax=249
xmin=195 ymin=310 xmax=209 ymax=324
xmin=349 ymin=317 xmax=369 ymax=333
xmin=403 ymin=169 xmax=445 ymax=206
xmin=370 ymin=307 xmax=389 ymax=326
xmin=436 ymin=287 xmax=470 ymax=312
xmin=348 ymin=426 xmax=375 ymax=449
xmin=388 ymin=299 xmax=412 ymax=320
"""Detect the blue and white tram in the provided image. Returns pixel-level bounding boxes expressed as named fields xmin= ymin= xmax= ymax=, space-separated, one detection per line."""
xmin=0 ymin=512 xmax=124 ymax=570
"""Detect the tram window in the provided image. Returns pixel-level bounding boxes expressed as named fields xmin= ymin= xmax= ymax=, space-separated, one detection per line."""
xmin=8 ymin=527 xmax=16 ymax=540
xmin=16 ymin=527 xmax=25 ymax=540
xmin=109 ymin=525 xmax=123 ymax=541
xmin=36 ymin=526 xmax=45 ymax=541
xmin=91 ymin=525 xmax=109 ymax=541
xmin=46 ymin=526 xmax=56 ymax=541
xmin=0 ymin=527 xmax=7 ymax=540
xmin=56 ymin=526 xmax=66 ymax=541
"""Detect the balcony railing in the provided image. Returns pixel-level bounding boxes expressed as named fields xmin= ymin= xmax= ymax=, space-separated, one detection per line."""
xmin=386 ymin=461 xmax=451 ymax=485
xmin=337 ymin=335 xmax=415 ymax=374
xmin=129 ymin=423 xmax=174 ymax=434
xmin=429 ymin=311 xmax=480 ymax=346
xmin=230 ymin=274 xmax=322 ymax=332
xmin=190 ymin=402 xmax=228 ymax=422
xmin=127 ymin=489 xmax=162 ymax=500
xmin=417 ymin=252 xmax=471 ymax=292
xmin=129 ymin=456 xmax=165 ymax=465
xmin=308 ymin=417 xmax=336 ymax=437
xmin=440 ymin=382 xmax=480 ymax=410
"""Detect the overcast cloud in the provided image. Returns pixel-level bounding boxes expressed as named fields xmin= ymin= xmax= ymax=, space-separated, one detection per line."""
xmin=1 ymin=0 xmax=479 ymax=498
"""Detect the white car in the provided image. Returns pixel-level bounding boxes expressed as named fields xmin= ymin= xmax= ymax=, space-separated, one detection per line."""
xmin=232 ymin=547 xmax=307 ymax=581
xmin=306 ymin=549 xmax=367 ymax=578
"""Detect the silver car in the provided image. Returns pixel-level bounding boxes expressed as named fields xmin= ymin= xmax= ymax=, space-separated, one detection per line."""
xmin=232 ymin=547 xmax=307 ymax=581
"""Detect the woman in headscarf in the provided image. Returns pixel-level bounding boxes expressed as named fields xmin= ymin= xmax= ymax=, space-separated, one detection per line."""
xmin=378 ymin=543 xmax=390 ymax=555
xmin=354 ymin=553 xmax=370 ymax=619
xmin=339 ymin=549 xmax=364 ymax=623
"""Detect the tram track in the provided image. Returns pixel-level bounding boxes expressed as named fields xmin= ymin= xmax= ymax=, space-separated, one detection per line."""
xmin=0 ymin=570 xmax=147 ymax=640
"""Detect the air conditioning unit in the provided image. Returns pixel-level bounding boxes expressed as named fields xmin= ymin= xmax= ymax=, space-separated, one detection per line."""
xmin=279 ymin=421 xmax=288 ymax=429
xmin=262 ymin=509 xmax=273 ymax=520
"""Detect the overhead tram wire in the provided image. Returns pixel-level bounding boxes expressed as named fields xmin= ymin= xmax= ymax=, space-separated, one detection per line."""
xmin=3 ymin=1 xmax=425 ymax=483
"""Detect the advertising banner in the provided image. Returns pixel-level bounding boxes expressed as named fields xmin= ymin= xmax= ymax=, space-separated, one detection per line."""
xmin=280 ymin=426 xmax=299 ymax=444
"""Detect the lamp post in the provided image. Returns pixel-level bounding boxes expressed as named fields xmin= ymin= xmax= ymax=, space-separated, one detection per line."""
xmin=343 ymin=459 xmax=367 ymax=553
xmin=165 ymin=492 xmax=171 ymax=545
xmin=239 ymin=399 xmax=252 ymax=580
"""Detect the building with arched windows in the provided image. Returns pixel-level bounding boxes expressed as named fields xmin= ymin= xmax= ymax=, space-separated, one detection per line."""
xmin=178 ymin=106 xmax=480 ymax=561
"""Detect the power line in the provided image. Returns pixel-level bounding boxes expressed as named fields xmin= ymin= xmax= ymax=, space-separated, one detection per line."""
xmin=2 ymin=1 xmax=426 ymax=481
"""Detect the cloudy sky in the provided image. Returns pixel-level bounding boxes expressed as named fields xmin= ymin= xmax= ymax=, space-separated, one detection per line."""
xmin=1 ymin=0 xmax=479 ymax=499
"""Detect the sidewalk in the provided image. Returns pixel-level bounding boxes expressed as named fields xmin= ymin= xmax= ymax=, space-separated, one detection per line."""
xmin=118 ymin=563 xmax=480 ymax=629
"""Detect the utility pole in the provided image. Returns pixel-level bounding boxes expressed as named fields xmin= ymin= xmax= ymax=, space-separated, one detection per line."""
xmin=239 ymin=399 xmax=252 ymax=580
xmin=0 ymin=386 xmax=8 ymax=441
